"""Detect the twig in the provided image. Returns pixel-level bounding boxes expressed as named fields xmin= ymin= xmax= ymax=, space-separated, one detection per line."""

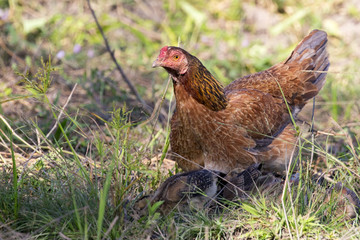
xmin=102 ymin=216 xmax=119 ymax=240
xmin=45 ymin=83 xmax=77 ymax=139
xmin=86 ymin=0 xmax=153 ymax=115
xmin=59 ymin=232 xmax=72 ymax=240
xmin=139 ymin=76 xmax=171 ymax=128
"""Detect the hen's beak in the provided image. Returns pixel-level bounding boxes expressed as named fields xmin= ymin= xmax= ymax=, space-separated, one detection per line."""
xmin=152 ymin=58 xmax=162 ymax=68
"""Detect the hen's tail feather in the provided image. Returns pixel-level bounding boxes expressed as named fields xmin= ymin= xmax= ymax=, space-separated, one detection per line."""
xmin=286 ymin=30 xmax=328 ymax=64
xmin=285 ymin=29 xmax=330 ymax=101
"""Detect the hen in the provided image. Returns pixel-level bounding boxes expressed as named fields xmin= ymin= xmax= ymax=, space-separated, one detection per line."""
xmin=153 ymin=29 xmax=329 ymax=174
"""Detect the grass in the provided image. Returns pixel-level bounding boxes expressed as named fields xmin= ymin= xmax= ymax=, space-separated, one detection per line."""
xmin=1 ymin=0 xmax=360 ymax=239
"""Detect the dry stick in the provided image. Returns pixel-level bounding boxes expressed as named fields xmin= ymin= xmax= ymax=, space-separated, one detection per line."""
xmin=156 ymin=225 xmax=168 ymax=239
xmin=58 ymin=232 xmax=72 ymax=240
xmin=138 ymin=76 xmax=172 ymax=128
xmin=45 ymin=83 xmax=78 ymax=139
xmin=86 ymin=0 xmax=152 ymax=115
xmin=102 ymin=216 xmax=119 ymax=240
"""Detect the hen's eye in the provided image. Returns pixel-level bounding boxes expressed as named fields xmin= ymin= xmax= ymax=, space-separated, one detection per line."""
xmin=173 ymin=55 xmax=179 ymax=60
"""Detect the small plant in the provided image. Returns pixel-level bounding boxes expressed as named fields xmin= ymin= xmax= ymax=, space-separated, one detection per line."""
xmin=18 ymin=56 xmax=55 ymax=97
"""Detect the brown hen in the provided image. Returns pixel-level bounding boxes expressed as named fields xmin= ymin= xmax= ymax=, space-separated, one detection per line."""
xmin=153 ymin=30 xmax=329 ymax=174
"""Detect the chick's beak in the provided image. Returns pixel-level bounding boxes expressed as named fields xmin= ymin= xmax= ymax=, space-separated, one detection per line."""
xmin=152 ymin=58 xmax=162 ymax=68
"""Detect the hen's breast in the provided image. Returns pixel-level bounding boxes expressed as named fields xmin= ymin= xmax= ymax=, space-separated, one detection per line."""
xmin=171 ymin=84 xmax=257 ymax=173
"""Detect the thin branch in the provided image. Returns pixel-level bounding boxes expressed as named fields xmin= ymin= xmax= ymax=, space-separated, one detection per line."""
xmin=86 ymin=0 xmax=152 ymax=115
xmin=102 ymin=216 xmax=119 ymax=240
xmin=46 ymin=83 xmax=77 ymax=139
xmin=139 ymin=76 xmax=171 ymax=128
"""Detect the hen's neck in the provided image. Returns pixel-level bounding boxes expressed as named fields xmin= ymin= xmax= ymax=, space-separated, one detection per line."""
xmin=173 ymin=60 xmax=227 ymax=111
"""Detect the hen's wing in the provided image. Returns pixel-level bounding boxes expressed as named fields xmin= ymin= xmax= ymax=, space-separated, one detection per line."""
xmin=225 ymin=29 xmax=329 ymax=108
xmin=225 ymin=89 xmax=289 ymax=148
xmin=224 ymin=30 xmax=329 ymax=146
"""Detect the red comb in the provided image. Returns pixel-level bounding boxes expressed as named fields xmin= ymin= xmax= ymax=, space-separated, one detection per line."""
xmin=159 ymin=46 xmax=168 ymax=58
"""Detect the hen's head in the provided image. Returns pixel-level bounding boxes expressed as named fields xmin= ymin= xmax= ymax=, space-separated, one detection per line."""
xmin=153 ymin=46 xmax=227 ymax=111
xmin=152 ymin=46 xmax=189 ymax=75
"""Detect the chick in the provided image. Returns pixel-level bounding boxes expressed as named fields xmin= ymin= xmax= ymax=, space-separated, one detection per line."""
xmin=136 ymin=169 xmax=222 ymax=215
